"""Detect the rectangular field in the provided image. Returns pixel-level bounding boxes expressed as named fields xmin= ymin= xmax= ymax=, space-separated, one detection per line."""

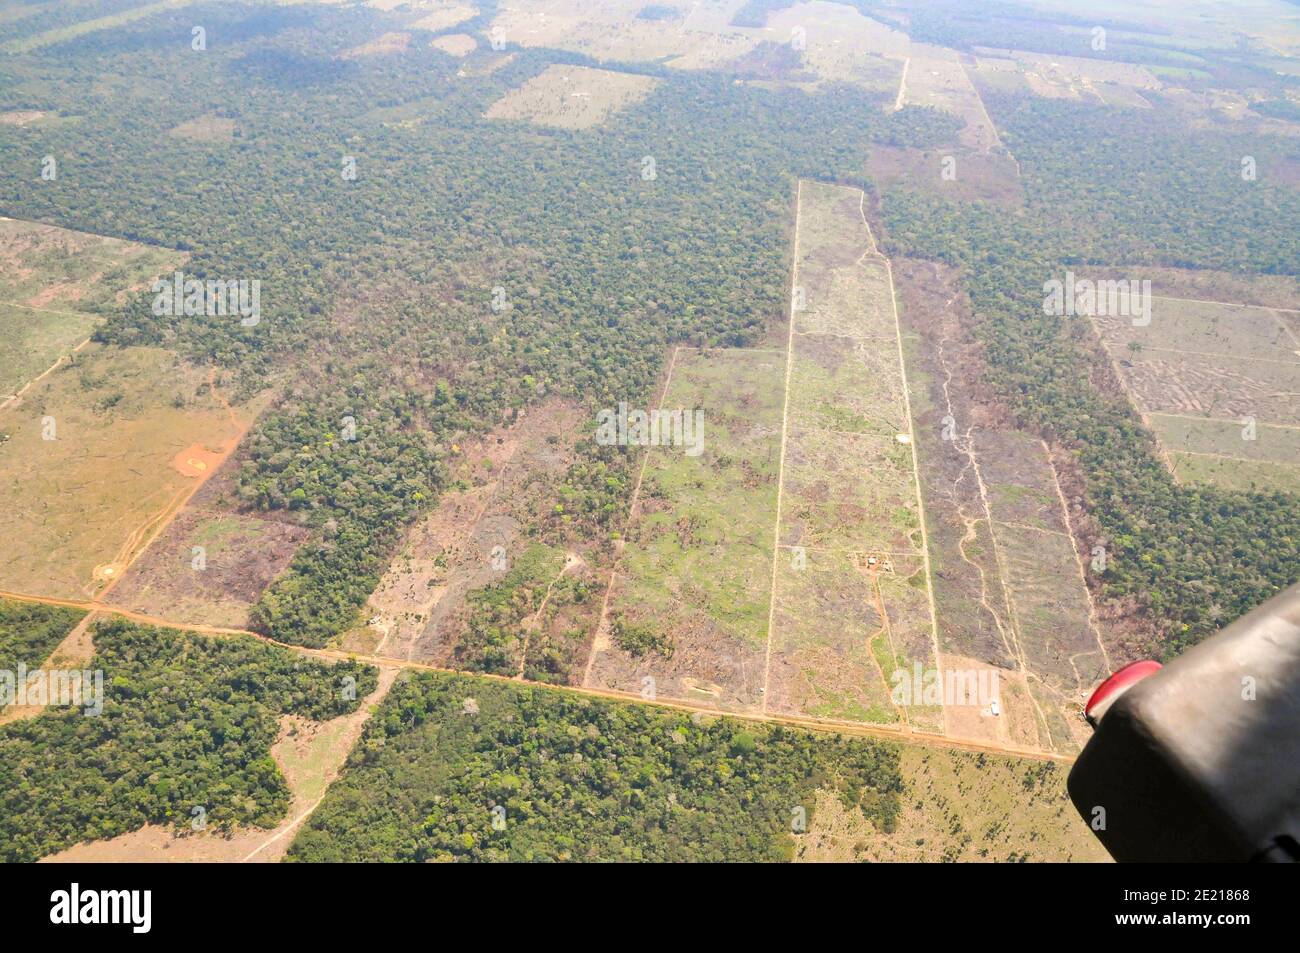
xmin=585 ymin=347 xmax=783 ymax=712
xmin=764 ymin=180 xmax=941 ymax=732
xmin=0 ymin=344 xmax=253 ymax=601
xmin=1093 ymin=294 xmax=1300 ymax=491
xmin=485 ymin=64 xmax=659 ymax=129
xmin=978 ymin=432 xmax=1106 ymax=753
xmin=893 ymin=258 xmax=1109 ymax=756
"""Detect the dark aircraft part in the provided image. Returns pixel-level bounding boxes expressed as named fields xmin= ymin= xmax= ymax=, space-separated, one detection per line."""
xmin=1068 ymin=582 xmax=1300 ymax=863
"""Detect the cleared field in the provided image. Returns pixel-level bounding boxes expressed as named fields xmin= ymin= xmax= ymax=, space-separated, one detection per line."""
xmin=430 ymin=33 xmax=476 ymax=56
xmin=894 ymin=258 xmax=1108 ymax=755
xmin=342 ymin=30 xmax=412 ymax=58
xmin=977 ymin=430 xmax=1106 ymax=753
xmin=1151 ymin=413 xmax=1300 ymax=462
xmin=760 ymin=2 xmax=905 ymax=94
xmin=1094 ymin=293 xmax=1300 ymax=490
xmin=108 ymin=508 xmax=310 ymax=629
xmin=796 ymin=745 xmax=1108 ymax=862
xmin=169 ymin=115 xmax=237 ymax=143
xmin=585 ymin=347 xmax=783 ymax=713
xmin=974 ymin=47 xmax=1160 ymax=89
xmin=1095 ymin=298 xmax=1299 ymax=363
xmin=765 ymin=180 xmax=940 ymax=733
xmin=1080 ymin=267 xmax=1300 ymax=310
xmin=1170 ymin=452 xmax=1299 ymax=494
xmin=903 ymin=45 xmax=1005 ymax=155
xmin=0 ymin=218 xmax=185 ymax=402
xmin=408 ymin=2 xmax=477 ymax=32
xmin=489 ymin=0 xmax=904 ymax=91
xmin=0 ymin=345 xmax=255 ymax=601
xmin=485 ymin=64 xmax=659 ymax=129
xmin=491 ymin=0 xmax=760 ymax=69
xmin=866 ymin=144 xmax=1024 ymax=206
xmin=362 ymin=400 xmax=599 ymax=683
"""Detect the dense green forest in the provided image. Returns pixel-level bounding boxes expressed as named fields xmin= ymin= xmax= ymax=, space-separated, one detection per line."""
xmin=0 ymin=620 xmax=376 ymax=862
xmin=0 ymin=1 xmax=958 ymax=646
xmin=286 ymin=670 xmax=902 ymax=862
xmin=0 ymin=598 xmax=84 ymax=673
xmin=882 ymin=90 xmax=1300 ymax=652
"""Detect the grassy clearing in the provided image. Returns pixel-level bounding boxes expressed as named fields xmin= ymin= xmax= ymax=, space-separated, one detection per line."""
xmin=1170 ymin=452 xmax=1300 ymax=493
xmin=1151 ymin=413 xmax=1300 ymax=465
xmin=485 ymin=64 xmax=659 ymax=130
xmin=0 ymin=344 xmax=251 ymax=600
xmin=767 ymin=180 xmax=937 ymax=727
xmin=1096 ymin=298 xmax=1298 ymax=363
xmin=1094 ymin=294 xmax=1300 ymax=490
xmin=769 ymin=551 xmax=900 ymax=724
xmin=587 ymin=347 xmax=782 ymax=712
xmin=108 ymin=509 xmax=310 ymax=629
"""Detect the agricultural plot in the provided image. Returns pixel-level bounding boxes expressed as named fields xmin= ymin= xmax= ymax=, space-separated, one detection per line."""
xmin=0 ymin=0 xmax=197 ymax=54
xmin=585 ymin=348 xmax=783 ymax=713
xmin=0 ymin=218 xmax=185 ymax=402
xmin=108 ymin=506 xmax=310 ymax=630
xmin=485 ymin=65 xmax=659 ymax=130
xmin=0 ymin=345 xmax=255 ymax=601
xmin=491 ymin=0 xmax=760 ymax=69
xmin=765 ymin=180 xmax=941 ymax=732
xmin=903 ymin=45 xmax=1005 ymax=155
xmin=974 ymin=47 xmax=1161 ymax=90
xmin=408 ymin=2 xmax=478 ymax=33
xmin=759 ymin=2 xmax=906 ymax=95
xmin=1092 ymin=295 xmax=1300 ymax=492
xmin=893 ymin=258 xmax=1108 ymax=755
xmin=363 ymin=400 xmax=599 ymax=683
xmin=489 ymin=0 xmax=904 ymax=92
xmin=977 ymin=431 xmax=1108 ymax=753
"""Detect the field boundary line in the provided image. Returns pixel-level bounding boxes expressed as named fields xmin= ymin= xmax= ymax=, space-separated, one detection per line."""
xmin=760 ymin=180 xmax=803 ymax=714
xmin=893 ymin=56 xmax=910 ymax=111
xmin=1150 ymin=293 xmax=1300 ymax=315
xmin=1109 ymin=342 xmax=1300 ymax=367
xmin=1147 ymin=410 xmax=1300 ymax=432
xmin=1168 ymin=447 xmax=1300 ymax=467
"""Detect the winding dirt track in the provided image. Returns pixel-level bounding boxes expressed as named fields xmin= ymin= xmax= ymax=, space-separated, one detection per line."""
xmin=0 ymin=586 xmax=1074 ymax=764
